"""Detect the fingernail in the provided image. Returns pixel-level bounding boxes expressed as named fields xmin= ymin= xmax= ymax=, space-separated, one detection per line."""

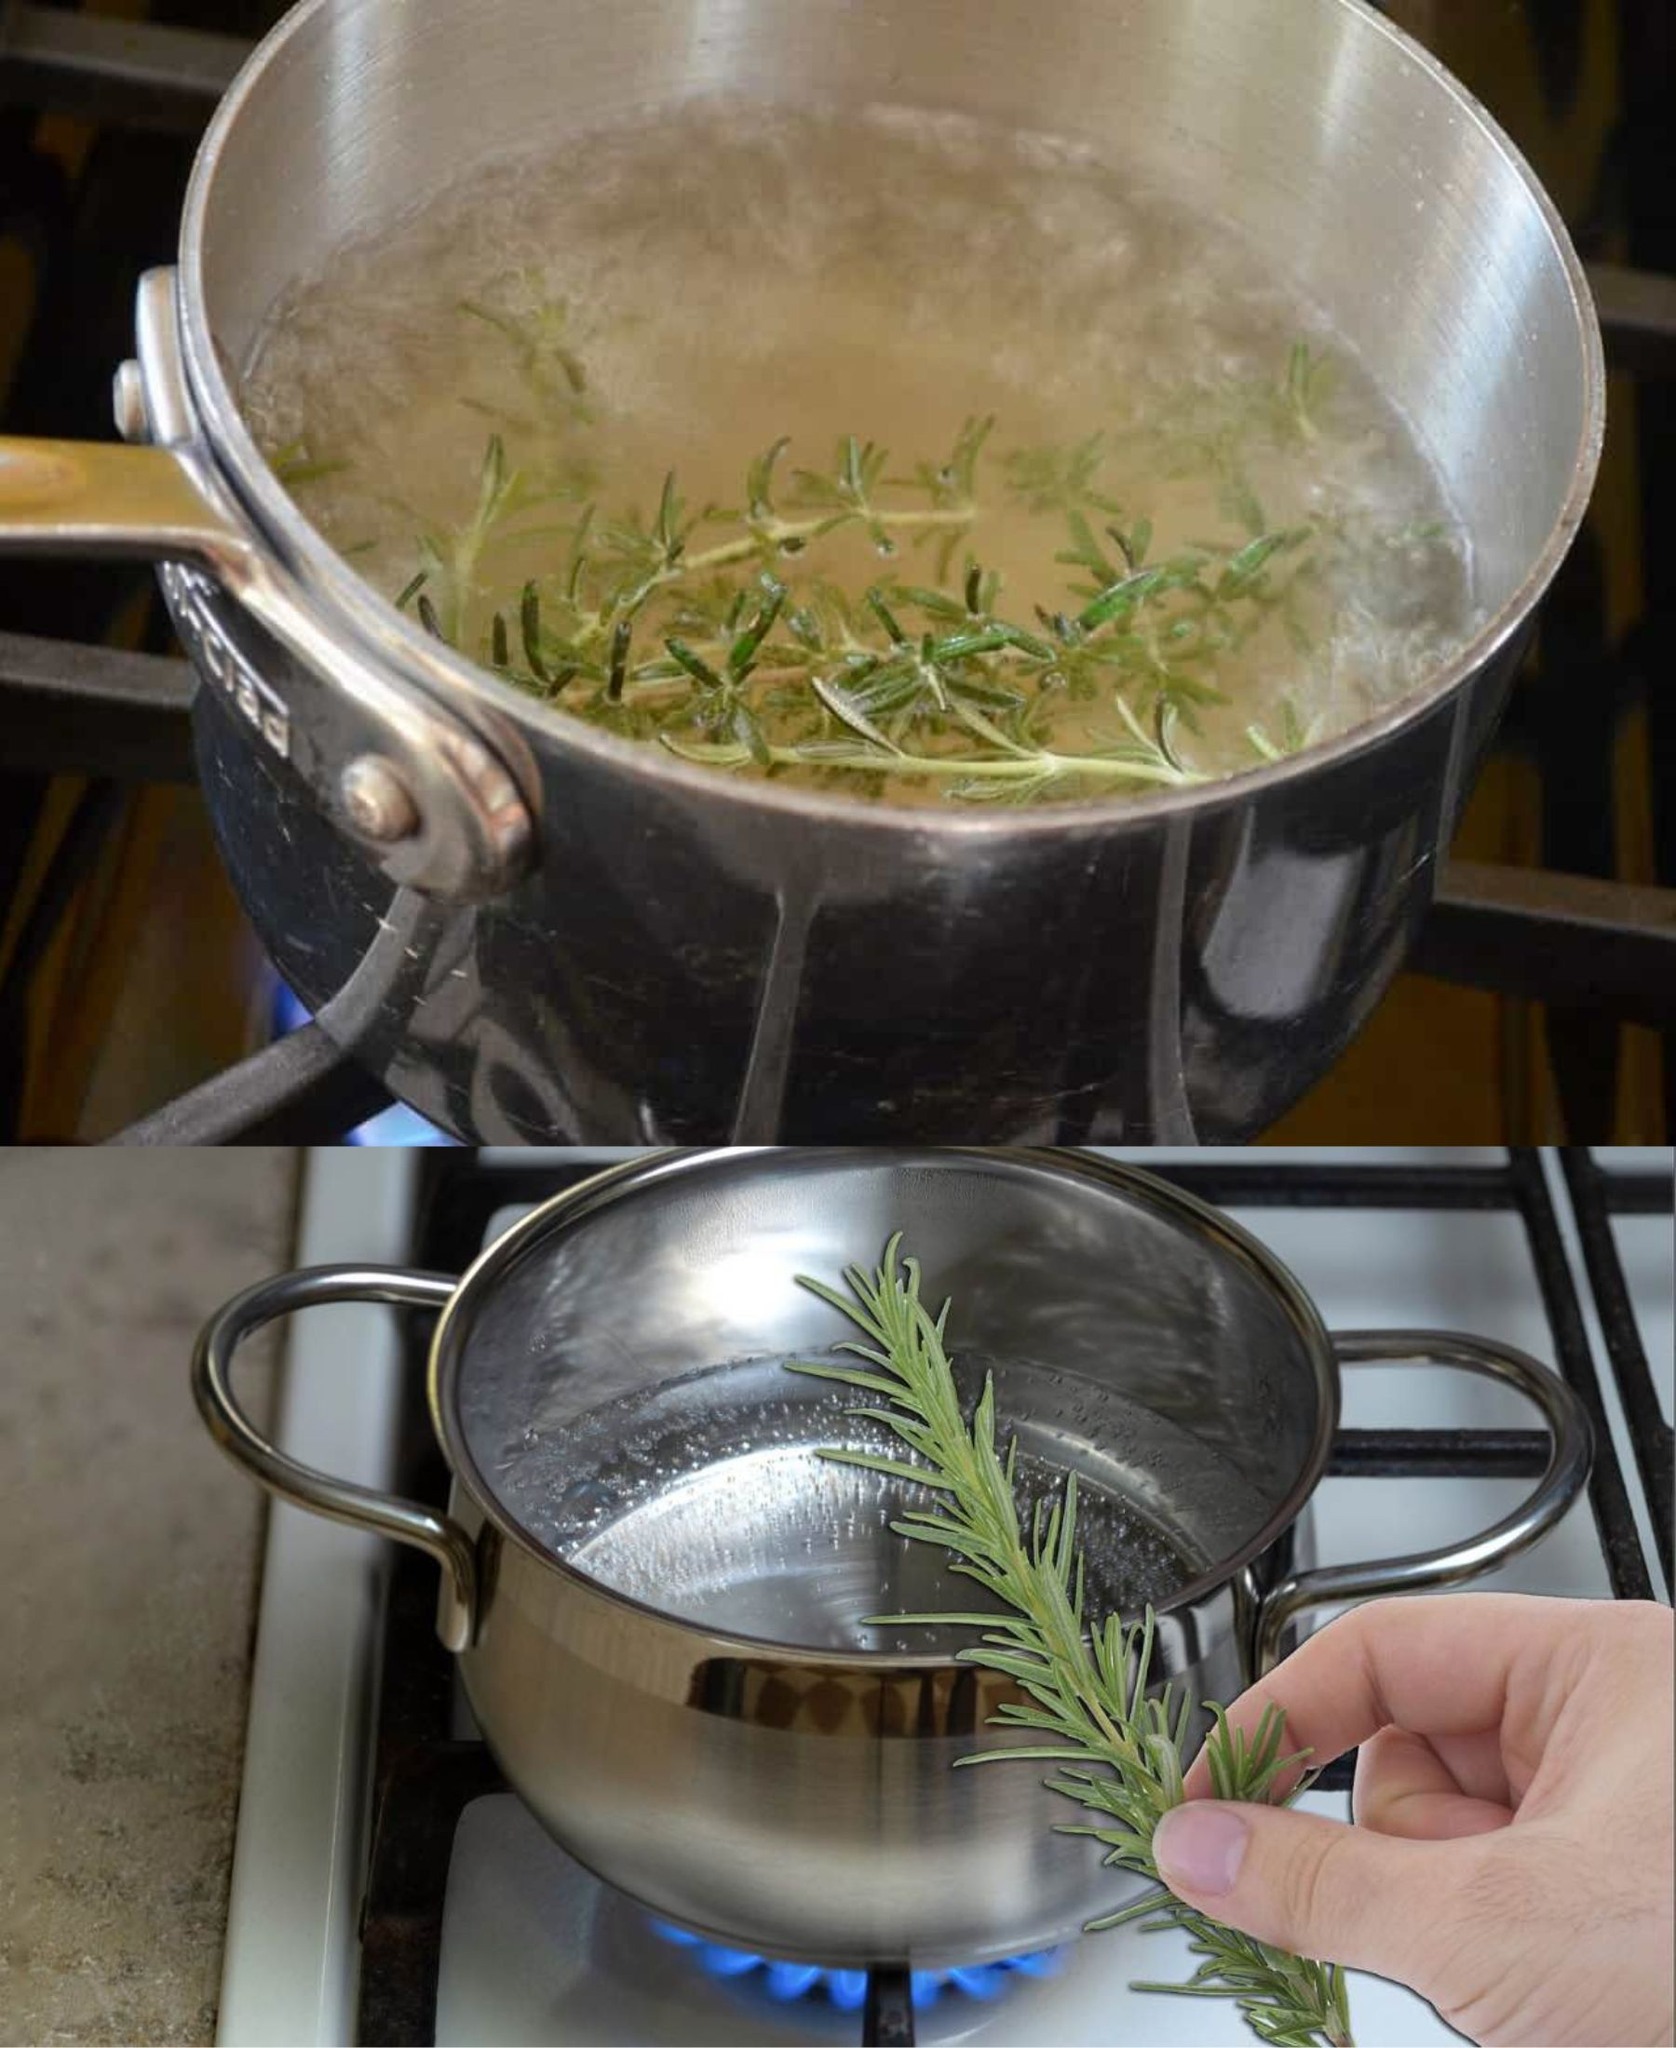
xmin=1153 ymin=1804 xmax=1250 ymax=1897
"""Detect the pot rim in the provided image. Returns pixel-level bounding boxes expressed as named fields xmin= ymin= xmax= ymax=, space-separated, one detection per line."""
xmin=174 ymin=0 xmax=1605 ymax=842
xmin=423 ymin=1146 xmax=1343 ymax=1665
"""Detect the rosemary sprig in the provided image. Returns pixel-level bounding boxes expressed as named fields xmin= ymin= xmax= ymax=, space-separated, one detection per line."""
xmin=788 ymin=1238 xmax=1355 ymax=2048
xmin=458 ymin=280 xmax=593 ymax=425
xmin=415 ymin=432 xmax=524 ymax=643
xmin=1004 ymin=431 xmax=1124 ymax=519
xmin=661 ymin=688 xmax=1201 ymax=794
xmin=1247 ymin=694 xmax=1320 ymax=765
xmin=273 ymin=323 xmax=1456 ymax=798
xmin=1108 ymin=340 xmax=1335 ymax=541
xmin=413 ymin=420 xmax=1266 ymax=796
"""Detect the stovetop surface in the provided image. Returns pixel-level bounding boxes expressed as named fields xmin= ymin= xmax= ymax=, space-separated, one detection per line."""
xmin=436 ymin=1791 xmax=1445 ymax=2048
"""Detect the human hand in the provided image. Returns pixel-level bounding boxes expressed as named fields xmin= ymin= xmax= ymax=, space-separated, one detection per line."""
xmin=1150 ymin=1593 xmax=1674 ymax=2047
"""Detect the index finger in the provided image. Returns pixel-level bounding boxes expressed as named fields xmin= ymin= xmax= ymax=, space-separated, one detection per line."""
xmin=1179 ymin=1591 xmax=1592 ymax=1799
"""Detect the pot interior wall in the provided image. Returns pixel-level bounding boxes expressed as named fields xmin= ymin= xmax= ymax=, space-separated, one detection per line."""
xmin=190 ymin=0 xmax=1594 ymax=630
xmin=442 ymin=1150 xmax=1331 ymax=1627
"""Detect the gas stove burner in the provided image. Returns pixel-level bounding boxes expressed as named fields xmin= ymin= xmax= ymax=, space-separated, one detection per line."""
xmin=650 ymin=1919 xmax=1067 ymax=2010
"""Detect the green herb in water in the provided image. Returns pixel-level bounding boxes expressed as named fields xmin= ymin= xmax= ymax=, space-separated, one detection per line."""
xmin=276 ymin=316 xmax=1459 ymax=806
xmin=788 ymin=1237 xmax=1354 ymax=2048
xmin=250 ymin=104 xmax=1474 ymax=809
xmin=383 ymin=407 xmax=1320 ymax=801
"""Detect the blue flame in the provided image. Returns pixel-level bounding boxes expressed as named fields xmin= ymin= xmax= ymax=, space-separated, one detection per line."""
xmin=650 ymin=1920 xmax=1066 ymax=2009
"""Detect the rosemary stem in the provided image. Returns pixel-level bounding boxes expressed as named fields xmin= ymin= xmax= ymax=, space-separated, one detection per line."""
xmin=763 ymin=743 xmax=1199 ymax=787
xmin=765 ymin=505 xmax=974 ymax=542
xmin=620 ymin=500 xmax=976 ymax=606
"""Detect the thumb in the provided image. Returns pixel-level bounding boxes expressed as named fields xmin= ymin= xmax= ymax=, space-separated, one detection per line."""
xmin=1151 ymin=1798 xmax=1466 ymax=1986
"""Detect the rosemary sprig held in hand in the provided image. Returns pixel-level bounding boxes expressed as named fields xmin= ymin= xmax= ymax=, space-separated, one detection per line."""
xmin=788 ymin=1238 xmax=1354 ymax=2048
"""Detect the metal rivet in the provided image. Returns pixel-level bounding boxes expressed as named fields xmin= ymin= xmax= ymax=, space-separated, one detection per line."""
xmin=340 ymin=755 xmax=420 ymax=844
xmin=112 ymin=360 xmax=150 ymax=444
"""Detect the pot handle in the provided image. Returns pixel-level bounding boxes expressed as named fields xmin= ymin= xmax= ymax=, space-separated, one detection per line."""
xmin=0 ymin=274 xmax=537 ymax=905
xmin=0 ymin=424 xmax=533 ymax=903
xmin=0 ymin=435 xmax=238 ymax=557
xmin=192 ymin=1263 xmax=477 ymax=1651
xmin=1253 ymin=1329 xmax=1593 ymax=1675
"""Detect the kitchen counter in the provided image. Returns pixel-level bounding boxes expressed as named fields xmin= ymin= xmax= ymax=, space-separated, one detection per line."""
xmin=0 ymin=1150 xmax=299 ymax=2048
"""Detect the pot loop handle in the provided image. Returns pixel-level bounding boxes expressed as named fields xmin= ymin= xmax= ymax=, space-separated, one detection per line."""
xmin=192 ymin=1264 xmax=476 ymax=1650
xmin=1254 ymin=1329 xmax=1593 ymax=1676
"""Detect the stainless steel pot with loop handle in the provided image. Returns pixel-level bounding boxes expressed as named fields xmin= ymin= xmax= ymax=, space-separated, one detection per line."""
xmin=0 ymin=0 xmax=1605 ymax=1142
xmin=193 ymin=1150 xmax=1591 ymax=1965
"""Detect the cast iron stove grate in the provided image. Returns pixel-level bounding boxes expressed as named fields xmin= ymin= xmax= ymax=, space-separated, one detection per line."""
xmin=349 ymin=1147 xmax=1670 ymax=2048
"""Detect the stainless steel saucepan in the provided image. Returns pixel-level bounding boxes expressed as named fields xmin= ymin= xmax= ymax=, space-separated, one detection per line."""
xmin=0 ymin=0 xmax=1604 ymax=1144
xmin=193 ymin=1149 xmax=1591 ymax=1964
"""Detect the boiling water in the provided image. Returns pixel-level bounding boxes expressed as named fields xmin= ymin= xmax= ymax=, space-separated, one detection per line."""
xmin=502 ymin=1353 xmax=1268 ymax=1654
xmin=244 ymin=101 xmax=1477 ymax=804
